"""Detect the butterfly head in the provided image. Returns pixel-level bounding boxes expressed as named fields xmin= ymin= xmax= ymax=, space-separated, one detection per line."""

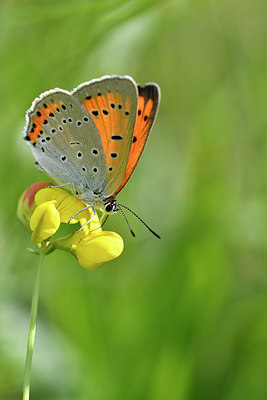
xmin=100 ymin=201 xmax=161 ymax=239
xmin=103 ymin=200 xmax=118 ymax=215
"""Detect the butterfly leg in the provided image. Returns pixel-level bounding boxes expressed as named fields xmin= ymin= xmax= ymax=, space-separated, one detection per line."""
xmin=77 ymin=207 xmax=97 ymax=232
xmin=68 ymin=203 xmax=95 ymax=224
xmin=44 ymin=182 xmax=73 ymax=189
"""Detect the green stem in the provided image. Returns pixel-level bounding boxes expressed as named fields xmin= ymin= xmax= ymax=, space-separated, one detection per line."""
xmin=22 ymin=251 xmax=45 ymax=400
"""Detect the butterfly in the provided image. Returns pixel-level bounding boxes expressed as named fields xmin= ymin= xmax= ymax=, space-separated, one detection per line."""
xmin=24 ymin=75 xmax=160 ymax=237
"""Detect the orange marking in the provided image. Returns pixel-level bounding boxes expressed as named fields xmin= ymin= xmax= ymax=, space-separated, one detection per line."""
xmin=144 ymin=98 xmax=153 ymax=116
xmin=106 ymin=92 xmax=118 ymax=138
xmin=125 ymin=96 xmax=131 ymax=112
xmin=33 ymin=115 xmax=45 ymax=126
xmin=134 ymin=96 xmax=145 ymax=135
xmin=113 ymin=88 xmax=159 ymax=196
xmin=107 ymin=92 xmax=116 ymax=104
xmin=115 ymin=92 xmax=123 ymax=135
xmin=97 ymin=94 xmax=109 ymax=111
xmin=116 ymin=92 xmax=123 ymax=105
xmin=80 ymin=91 xmax=133 ymax=172
xmin=137 ymin=95 xmax=145 ymax=110
xmin=83 ymin=97 xmax=103 ymax=135
xmin=28 ymin=101 xmax=60 ymax=143
xmin=96 ymin=95 xmax=111 ymax=142
xmin=52 ymin=101 xmax=60 ymax=111
xmin=123 ymin=96 xmax=131 ymax=131
xmin=29 ymin=120 xmax=43 ymax=142
xmin=46 ymin=103 xmax=54 ymax=115
xmin=139 ymin=99 xmax=154 ymax=134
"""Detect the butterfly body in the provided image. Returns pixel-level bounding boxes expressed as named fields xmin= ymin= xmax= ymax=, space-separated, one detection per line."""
xmin=24 ymin=75 xmax=160 ymax=222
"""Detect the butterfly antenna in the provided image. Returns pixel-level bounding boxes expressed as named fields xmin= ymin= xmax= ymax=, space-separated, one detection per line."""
xmin=116 ymin=204 xmax=136 ymax=238
xmin=117 ymin=203 xmax=161 ymax=239
xmin=101 ymin=214 xmax=109 ymax=229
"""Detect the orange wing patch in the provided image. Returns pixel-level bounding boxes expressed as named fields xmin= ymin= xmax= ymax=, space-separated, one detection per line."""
xmin=80 ymin=93 xmax=133 ymax=171
xmin=113 ymin=84 xmax=160 ymax=196
xmin=72 ymin=76 xmax=138 ymax=197
xmin=25 ymin=101 xmax=61 ymax=144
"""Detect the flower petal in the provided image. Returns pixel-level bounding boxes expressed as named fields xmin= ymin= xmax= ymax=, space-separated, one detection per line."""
xmin=75 ymin=231 xmax=124 ymax=270
xmin=35 ymin=188 xmax=95 ymax=224
xmin=79 ymin=212 xmax=102 ymax=237
xmin=30 ymin=201 xmax=61 ymax=243
xmin=17 ymin=181 xmax=51 ymax=230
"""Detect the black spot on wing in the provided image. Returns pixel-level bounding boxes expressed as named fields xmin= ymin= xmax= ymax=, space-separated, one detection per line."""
xmin=111 ymin=135 xmax=123 ymax=141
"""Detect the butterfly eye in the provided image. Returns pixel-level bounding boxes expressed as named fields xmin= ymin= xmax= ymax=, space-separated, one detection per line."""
xmin=105 ymin=203 xmax=113 ymax=212
xmin=104 ymin=201 xmax=117 ymax=214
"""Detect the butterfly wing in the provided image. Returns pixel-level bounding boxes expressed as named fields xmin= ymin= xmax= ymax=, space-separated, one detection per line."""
xmin=113 ymin=83 xmax=160 ymax=197
xmin=72 ymin=75 xmax=138 ymax=199
xmin=24 ymin=90 xmax=107 ymax=200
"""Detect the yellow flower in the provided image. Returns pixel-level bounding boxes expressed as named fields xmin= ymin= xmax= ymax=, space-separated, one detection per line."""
xmin=75 ymin=232 xmax=123 ymax=270
xmin=54 ymin=230 xmax=124 ymax=270
xmin=17 ymin=182 xmax=124 ymax=270
xmin=30 ymin=187 xmax=94 ymax=243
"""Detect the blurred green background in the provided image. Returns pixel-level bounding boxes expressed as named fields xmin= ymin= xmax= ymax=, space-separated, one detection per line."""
xmin=1 ymin=0 xmax=267 ymax=399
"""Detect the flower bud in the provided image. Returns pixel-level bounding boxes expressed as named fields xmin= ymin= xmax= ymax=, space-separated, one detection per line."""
xmin=17 ymin=181 xmax=51 ymax=232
